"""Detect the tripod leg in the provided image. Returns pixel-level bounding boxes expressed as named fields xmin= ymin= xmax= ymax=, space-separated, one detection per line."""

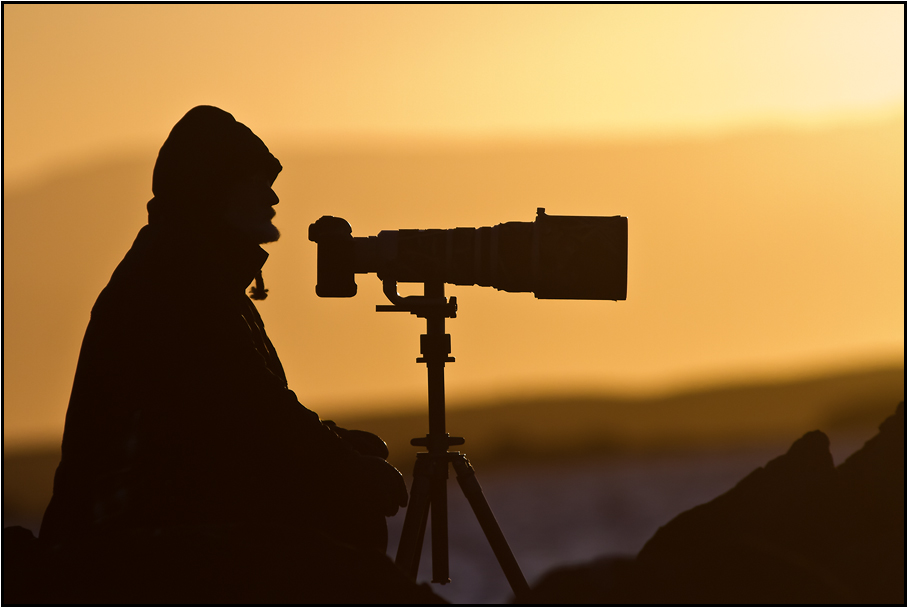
xmin=395 ymin=455 xmax=432 ymax=578
xmin=430 ymin=458 xmax=450 ymax=584
xmin=452 ymin=455 xmax=532 ymax=601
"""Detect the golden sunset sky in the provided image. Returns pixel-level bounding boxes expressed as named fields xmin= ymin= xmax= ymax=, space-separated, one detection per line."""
xmin=3 ymin=4 xmax=905 ymax=447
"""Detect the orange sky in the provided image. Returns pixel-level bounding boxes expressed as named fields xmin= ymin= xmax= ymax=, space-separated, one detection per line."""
xmin=3 ymin=4 xmax=905 ymax=447
xmin=4 ymin=4 xmax=904 ymax=183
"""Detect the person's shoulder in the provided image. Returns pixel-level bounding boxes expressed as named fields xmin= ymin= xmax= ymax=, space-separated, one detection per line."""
xmin=90 ymin=227 xmax=178 ymax=314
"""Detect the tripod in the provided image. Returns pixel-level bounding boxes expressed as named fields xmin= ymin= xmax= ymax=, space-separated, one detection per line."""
xmin=376 ymin=279 xmax=531 ymax=600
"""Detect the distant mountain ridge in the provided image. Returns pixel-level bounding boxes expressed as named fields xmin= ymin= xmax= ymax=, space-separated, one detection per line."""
xmin=354 ymin=363 xmax=905 ymax=471
xmin=6 ymin=363 xmax=902 ymax=531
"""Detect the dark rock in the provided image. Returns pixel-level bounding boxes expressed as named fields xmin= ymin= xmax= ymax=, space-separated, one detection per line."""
xmin=525 ymin=555 xmax=634 ymax=604
xmin=3 ymin=524 xmax=446 ymax=605
xmin=823 ymin=401 xmax=906 ymax=603
xmin=3 ymin=525 xmax=41 ymax=564
xmin=619 ymin=428 xmax=842 ymax=604
xmin=526 ymin=402 xmax=906 ymax=605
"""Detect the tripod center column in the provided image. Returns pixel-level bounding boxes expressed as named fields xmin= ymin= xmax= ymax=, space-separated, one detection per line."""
xmin=418 ymin=281 xmax=454 ymax=440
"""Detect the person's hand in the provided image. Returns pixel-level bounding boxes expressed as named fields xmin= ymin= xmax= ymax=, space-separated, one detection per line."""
xmin=326 ymin=422 xmax=389 ymax=460
xmin=352 ymin=455 xmax=409 ymax=517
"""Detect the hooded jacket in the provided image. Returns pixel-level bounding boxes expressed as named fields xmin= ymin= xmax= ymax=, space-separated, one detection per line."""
xmin=40 ymin=107 xmax=367 ymax=544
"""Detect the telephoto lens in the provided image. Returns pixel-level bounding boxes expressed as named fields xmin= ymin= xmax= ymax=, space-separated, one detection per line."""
xmin=309 ymin=208 xmax=627 ymax=300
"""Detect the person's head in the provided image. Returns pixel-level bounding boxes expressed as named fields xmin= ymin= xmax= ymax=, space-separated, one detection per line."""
xmin=148 ymin=106 xmax=282 ymax=244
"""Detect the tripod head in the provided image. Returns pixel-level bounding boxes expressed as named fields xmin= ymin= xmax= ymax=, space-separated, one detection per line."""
xmin=376 ymin=279 xmax=463 ymax=454
xmin=376 ymin=279 xmax=457 ymax=319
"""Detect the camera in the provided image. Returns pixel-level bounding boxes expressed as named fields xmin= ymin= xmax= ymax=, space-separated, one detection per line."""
xmin=308 ymin=208 xmax=627 ymax=300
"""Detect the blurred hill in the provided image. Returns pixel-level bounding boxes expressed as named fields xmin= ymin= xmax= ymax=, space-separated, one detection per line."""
xmin=367 ymin=364 xmax=905 ymax=472
xmin=5 ymin=363 xmax=903 ymax=530
xmin=4 ymin=113 xmax=904 ymax=450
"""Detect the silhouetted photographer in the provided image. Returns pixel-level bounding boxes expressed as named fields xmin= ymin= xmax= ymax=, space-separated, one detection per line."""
xmin=21 ymin=106 xmax=442 ymax=604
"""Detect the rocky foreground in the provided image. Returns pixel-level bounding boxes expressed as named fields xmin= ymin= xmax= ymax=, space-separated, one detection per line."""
xmin=527 ymin=402 xmax=905 ymax=604
xmin=4 ymin=403 xmax=903 ymax=604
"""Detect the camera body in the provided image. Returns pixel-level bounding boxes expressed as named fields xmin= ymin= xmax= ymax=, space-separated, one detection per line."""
xmin=308 ymin=208 xmax=627 ymax=301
